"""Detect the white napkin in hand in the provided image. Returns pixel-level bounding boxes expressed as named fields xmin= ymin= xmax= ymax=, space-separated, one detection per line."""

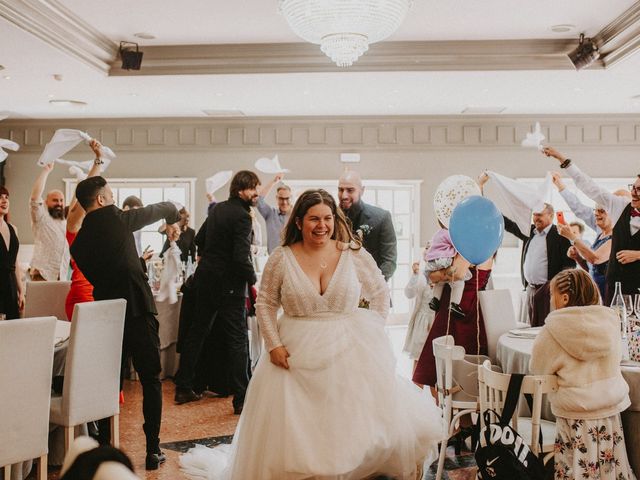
xmin=57 ymin=157 xmax=112 ymax=173
xmin=205 ymin=170 xmax=233 ymax=195
xmin=521 ymin=122 xmax=545 ymax=151
xmin=156 ymin=241 xmax=181 ymax=304
xmin=255 ymin=154 xmax=289 ymax=174
xmin=37 ymin=129 xmax=116 ymax=166
xmin=486 ymin=171 xmax=554 ymax=235
xmin=0 ymin=138 xmax=19 ymax=163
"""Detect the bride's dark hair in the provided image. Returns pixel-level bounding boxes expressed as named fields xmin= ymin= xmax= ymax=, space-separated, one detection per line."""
xmin=282 ymin=189 xmax=361 ymax=249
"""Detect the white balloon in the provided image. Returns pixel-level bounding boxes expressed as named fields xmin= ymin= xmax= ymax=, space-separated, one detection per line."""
xmin=433 ymin=175 xmax=481 ymax=228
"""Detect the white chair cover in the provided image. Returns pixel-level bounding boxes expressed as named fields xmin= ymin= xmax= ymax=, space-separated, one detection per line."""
xmin=50 ymin=299 xmax=126 ymax=427
xmin=478 ymin=289 xmax=519 ymax=363
xmin=24 ymin=281 xmax=71 ymax=321
xmin=0 ymin=317 xmax=56 ymax=466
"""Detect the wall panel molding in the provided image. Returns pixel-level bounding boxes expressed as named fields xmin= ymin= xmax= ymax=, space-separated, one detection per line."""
xmin=3 ymin=115 xmax=640 ymax=153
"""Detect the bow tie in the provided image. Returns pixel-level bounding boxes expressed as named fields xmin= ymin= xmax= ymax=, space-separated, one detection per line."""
xmin=631 ymin=209 xmax=640 ymax=218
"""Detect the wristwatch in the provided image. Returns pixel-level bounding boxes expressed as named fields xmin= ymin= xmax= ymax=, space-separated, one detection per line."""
xmin=94 ymin=157 xmax=104 ymax=165
xmin=559 ymin=158 xmax=572 ymax=169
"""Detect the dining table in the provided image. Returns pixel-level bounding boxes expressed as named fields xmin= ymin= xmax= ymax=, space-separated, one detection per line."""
xmin=497 ymin=329 xmax=640 ymax=475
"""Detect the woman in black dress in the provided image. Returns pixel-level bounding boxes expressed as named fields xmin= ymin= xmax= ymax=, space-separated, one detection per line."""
xmin=0 ymin=186 xmax=23 ymax=319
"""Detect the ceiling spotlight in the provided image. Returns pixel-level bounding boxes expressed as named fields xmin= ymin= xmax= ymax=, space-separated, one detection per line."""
xmin=551 ymin=24 xmax=575 ymax=33
xmin=49 ymin=99 xmax=87 ymax=107
xmin=119 ymin=41 xmax=143 ymax=70
xmin=568 ymin=33 xmax=600 ymax=70
xmin=134 ymin=32 xmax=155 ymax=40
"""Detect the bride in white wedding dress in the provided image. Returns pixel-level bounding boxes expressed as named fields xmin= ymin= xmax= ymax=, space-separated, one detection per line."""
xmin=180 ymin=189 xmax=442 ymax=480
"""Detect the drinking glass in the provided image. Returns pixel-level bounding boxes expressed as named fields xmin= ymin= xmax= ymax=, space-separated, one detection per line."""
xmin=624 ymin=295 xmax=634 ymax=319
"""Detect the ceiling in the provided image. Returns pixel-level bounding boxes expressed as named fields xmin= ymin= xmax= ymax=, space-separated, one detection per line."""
xmin=2 ymin=0 xmax=640 ymax=119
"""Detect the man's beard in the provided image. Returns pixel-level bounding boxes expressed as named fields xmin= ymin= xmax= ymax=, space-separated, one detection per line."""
xmin=49 ymin=206 xmax=64 ymax=219
xmin=341 ymin=198 xmax=360 ymax=213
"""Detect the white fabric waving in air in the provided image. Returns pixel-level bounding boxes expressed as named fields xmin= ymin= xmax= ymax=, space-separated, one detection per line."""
xmin=255 ymin=154 xmax=289 ymax=174
xmin=0 ymin=138 xmax=19 ymax=163
xmin=486 ymin=171 xmax=554 ymax=234
xmin=37 ymin=129 xmax=116 ymax=166
xmin=521 ymin=121 xmax=545 ymax=151
xmin=205 ymin=170 xmax=233 ymax=194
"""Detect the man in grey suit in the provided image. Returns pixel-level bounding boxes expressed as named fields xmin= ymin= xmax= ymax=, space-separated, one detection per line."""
xmin=338 ymin=171 xmax=397 ymax=281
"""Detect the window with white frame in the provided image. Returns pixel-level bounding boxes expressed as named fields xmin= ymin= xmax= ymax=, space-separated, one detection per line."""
xmin=285 ymin=180 xmax=421 ymax=317
xmin=64 ymin=178 xmax=196 ymax=254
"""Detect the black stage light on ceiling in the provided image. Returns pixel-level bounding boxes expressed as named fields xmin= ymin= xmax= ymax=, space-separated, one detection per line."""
xmin=568 ymin=33 xmax=600 ymax=70
xmin=119 ymin=41 xmax=143 ymax=70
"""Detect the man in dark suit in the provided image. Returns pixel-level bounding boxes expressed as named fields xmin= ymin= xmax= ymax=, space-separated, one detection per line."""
xmin=503 ymin=203 xmax=575 ymax=326
xmin=174 ymin=171 xmax=259 ymax=414
xmin=70 ymin=176 xmax=180 ymax=470
xmin=338 ymin=171 xmax=397 ymax=281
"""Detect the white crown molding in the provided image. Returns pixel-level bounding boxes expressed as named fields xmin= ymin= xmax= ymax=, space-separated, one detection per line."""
xmin=0 ymin=0 xmax=117 ymax=74
xmin=2 ymin=115 xmax=640 ymax=152
xmin=108 ymin=39 xmax=581 ymax=76
xmin=594 ymin=1 xmax=640 ymax=68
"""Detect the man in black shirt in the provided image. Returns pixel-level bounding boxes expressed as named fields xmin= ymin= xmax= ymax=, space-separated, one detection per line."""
xmin=70 ymin=176 xmax=180 ymax=470
xmin=174 ymin=171 xmax=259 ymax=414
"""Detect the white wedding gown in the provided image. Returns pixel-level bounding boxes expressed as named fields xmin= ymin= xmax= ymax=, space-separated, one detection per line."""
xmin=180 ymin=246 xmax=442 ymax=480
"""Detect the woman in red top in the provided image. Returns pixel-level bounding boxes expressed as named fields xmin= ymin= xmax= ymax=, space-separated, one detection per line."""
xmin=64 ymin=140 xmax=103 ymax=320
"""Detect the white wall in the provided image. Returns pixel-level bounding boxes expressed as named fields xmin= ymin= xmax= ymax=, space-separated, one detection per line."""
xmin=2 ymin=115 xmax=639 ymax=246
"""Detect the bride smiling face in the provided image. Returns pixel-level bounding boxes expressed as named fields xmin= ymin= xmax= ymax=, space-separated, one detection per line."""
xmin=297 ymin=203 xmax=334 ymax=247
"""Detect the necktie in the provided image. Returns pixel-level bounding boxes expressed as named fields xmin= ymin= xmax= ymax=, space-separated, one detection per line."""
xmin=631 ymin=209 xmax=640 ymax=218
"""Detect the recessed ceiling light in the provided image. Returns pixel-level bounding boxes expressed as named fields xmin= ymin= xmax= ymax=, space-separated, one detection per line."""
xmin=202 ymin=109 xmax=245 ymax=117
xmin=3 ymin=76 xmax=10 ymax=80
xmin=134 ymin=32 xmax=155 ymax=40
xmin=462 ymin=106 xmax=506 ymax=114
xmin=128 ymin=93 xmax=138 ymax=97
xmin=0 ymin=65 xmax=4 ymax=71
xmin=215 ymin=92 xmax=224 ymax=97
xmin=49 ymin=99 xmax=87 ymax=107
xmin=47 ymin=94 xmax=54 ymax=98
xmin=551 ymin=24 xmax=575 ymax=33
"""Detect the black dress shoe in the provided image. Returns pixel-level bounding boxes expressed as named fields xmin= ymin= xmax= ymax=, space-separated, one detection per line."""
xmin=175 ymin=388 xmax=202 ymax=405
xmin=449 ymin=302 xmax=465 ymax=318
xmin=145 ymin=451 xmax=166 ymax=470
xmin=428 ymin=297 xmax=441 ymax=312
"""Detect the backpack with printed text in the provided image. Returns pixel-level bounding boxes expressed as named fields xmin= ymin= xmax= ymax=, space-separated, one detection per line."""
xmin=475 ymin=373 xmax=545 ymax=480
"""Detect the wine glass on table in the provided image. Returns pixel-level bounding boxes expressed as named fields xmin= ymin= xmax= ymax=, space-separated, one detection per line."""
xmin=634 ymin=294 xmax=640 ymax=331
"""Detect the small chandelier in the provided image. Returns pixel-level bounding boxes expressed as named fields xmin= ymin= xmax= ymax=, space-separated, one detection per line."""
xmin=279 ymin=0 xmax=413 ymax=67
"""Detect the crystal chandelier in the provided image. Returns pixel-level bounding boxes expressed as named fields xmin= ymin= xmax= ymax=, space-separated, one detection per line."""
xmin=279 ymin=0 xmax=413 ymax=67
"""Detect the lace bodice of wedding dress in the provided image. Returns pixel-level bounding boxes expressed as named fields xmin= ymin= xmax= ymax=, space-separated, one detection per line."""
xmin=256 ymin=245 xmax=390 ymax=352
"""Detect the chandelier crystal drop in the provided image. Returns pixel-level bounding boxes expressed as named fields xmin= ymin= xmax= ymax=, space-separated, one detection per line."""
xmin=279 ymin=0 xmax=413 ymax=67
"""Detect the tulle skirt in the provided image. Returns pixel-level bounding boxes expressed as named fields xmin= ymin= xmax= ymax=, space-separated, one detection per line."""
xmin=180 ymin=308 xmax=442 ymax=480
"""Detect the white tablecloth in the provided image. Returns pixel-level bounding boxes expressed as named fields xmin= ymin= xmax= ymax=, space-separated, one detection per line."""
xmin=497 ymin=331 xmax=640 ymax=474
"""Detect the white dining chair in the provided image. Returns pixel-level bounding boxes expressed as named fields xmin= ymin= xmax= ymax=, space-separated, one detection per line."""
xmin=478 ymin=289 xmax=525 ymax=363
xmin=0 ymin=316 xmax=57 ymax=480
xmin=24 ymin=280 xmax=72 ymax=321
xmin=478 ymin=359 xmax=557 ymax=462
xmin=49 ymin=299 xmax=127 ymax=455
xmin=432 ymin=335 xmax=488 ymax=480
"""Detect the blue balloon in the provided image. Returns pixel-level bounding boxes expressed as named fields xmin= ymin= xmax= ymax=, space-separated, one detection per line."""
xmin=449 ymin=196 xmax=504 ymax=265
